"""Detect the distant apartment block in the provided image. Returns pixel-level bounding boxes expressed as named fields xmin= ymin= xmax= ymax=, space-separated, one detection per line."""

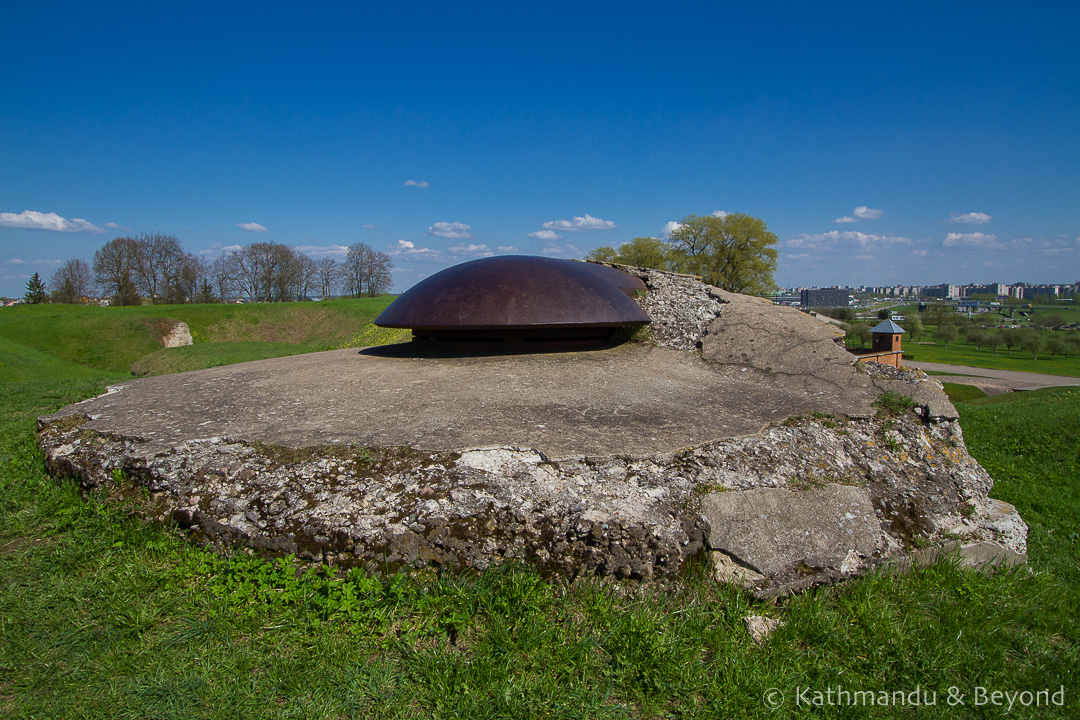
xmin=921 ymin=284 xmax=960 ymax=300
xmin=962 ymin=283 xmax=1008 ymax=298
xmin=800 ymin=287 xmax=852 ymax=308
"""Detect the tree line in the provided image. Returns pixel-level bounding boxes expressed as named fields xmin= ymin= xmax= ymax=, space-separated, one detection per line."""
xmin=839 ymin=309 xmax=1080 ymax=360
xmin=29 ymin=233 xmax=393 ymax=305
xmin=586 ymin=212 xmax=779 ymax=295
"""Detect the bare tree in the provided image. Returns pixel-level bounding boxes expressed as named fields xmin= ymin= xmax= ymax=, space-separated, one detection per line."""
xmin=49 ymin=259 xmax=96 ymax=303
xmin=342 ymin=243 xmax=370 ymax=297
xmin=173 ymin=253 xmax=210 ymax=303
xmin=131 ymin=232 xmax=186 ymax=303
xmin=93 ymin=236 xmax=141 ymax=305
xmin=294 ymin=253 xmax=317 ymax=300
xmin=364 ymin=250 xmax=393 ymax=296
xmin=343 ymin=242 xmax=394 ymax=297
xmin=229 ymin=241 xmax=318 ymax=302
xmin=233 ymin=242 xmax=273 ymax=301
xmin=315 ymin=257 xmax=340 ymax=299
xmin=267 ymin=243 xmax=298 ymax=302
xmin=210 ymin=253 xmax=239 ymax=301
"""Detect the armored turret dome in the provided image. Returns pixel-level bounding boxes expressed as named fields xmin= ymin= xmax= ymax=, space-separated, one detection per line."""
xmin=374 ymin=256 xmax=650 ymax=350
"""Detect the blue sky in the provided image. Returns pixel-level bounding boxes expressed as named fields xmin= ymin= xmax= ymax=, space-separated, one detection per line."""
xmin=2 ymin=1 xmax=1078 ymax=298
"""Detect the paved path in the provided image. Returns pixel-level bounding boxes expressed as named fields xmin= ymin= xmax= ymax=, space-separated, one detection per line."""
xmin=908 ymin=361 xmax=1080 ymax=389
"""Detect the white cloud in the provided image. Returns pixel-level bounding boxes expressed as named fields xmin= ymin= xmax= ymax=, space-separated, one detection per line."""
xmin=1018 ymin=237 xmax=1078 ymax=256
xmin=943 ymin=232 xmax=1002 ymax=248
xmin=539 ymin=241 xmax=585 ymax=258
xmin=295 ymin=244 xmax=349 ymax=258
xmin=529 ymin=229 xmax=561 ymax=241
xmin=404 ymin=180 xmax=429 ymax=188
xmin=5 ymin=258 xmax=61 ymax=266
xmin=854 ymin=206 xmax=883 ymax=220
xmin=833 ymin=206 xmax=883 ymax=223
xmin=237 ymin=222 xmax=267 ymax=232
xmin=390 ymin=238 xmax=448 ymax=261
xmin=429 ymin=221 xmax=472 ymax=238
xmin=200 ymin=244 xmax=242 ymax=257
xmin=0 ymin=210 xmax=104 ymax=233
xmin=786 ymin=230 xmax=912 ymax=250
xmin=449 ymin=243 xmax=494 ymax=257
xmin=542 ymin=214 xmax=616 ymax=232
xmin=661 ymin=221 xmax=681 ymax=238
xmin=948 ymin=211 xmax=992 ymax=225
xmin=104 ymin=222 xmax=128 ymax=231
xmin=711 ymin=210 xmax=729 ymax=219
xmin=362 ymin=223 xmax=376 ymax=229
xmin=912 ymin=249 xmax=929 ymax=257
xmin=496 ymin=245 xmax=518 ymax=253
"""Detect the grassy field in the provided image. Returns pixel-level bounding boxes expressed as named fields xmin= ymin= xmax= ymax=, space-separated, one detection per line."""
xmin=901 ymin=338 xmax=1080 ymax=377
xmin=1 ymin=306 xmax=1077 ymax=717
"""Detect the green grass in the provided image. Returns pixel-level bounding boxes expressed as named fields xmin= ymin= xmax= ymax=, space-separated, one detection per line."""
xmin=940 ymin=382 xmax=990 ymax=404
xmin=0 ymin=297 xmax=395 ymax=375
xmin=900 ymin=338 xmax=1080 ymax=377
xmin=0 ymin=310 xmax=1077 ymax=717
xmin=958 ymin=388 xmax=1080 ymax=587
xmin=0 ymin=336 xmax=124 ymax=383
xmin=129 ymin=341 xmax=320 ymax=376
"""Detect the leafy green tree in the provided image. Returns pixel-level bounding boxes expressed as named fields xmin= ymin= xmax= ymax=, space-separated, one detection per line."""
xmin=852 ymin=322 xmax=872 ymax=348
xmin=23 ymin=272 xmax=46 ymax=304
xmin=584 ymin=246 xmax=618 ymax=263
xmin=964 ymin=328 xmax=986 ymax=350
xmin=1044 ymin=334 xmax=1065 ymax=358
xmin=615 ymin=236 xmax=669 ymax=269
xmin=876 ymin=308 xmax=893 ymax=320
xmin=1001 ymin=328 xmax=1021 ymax=354
xmin=925 ymin=303 xmax=953 ymax=328
xmin=984 ymin=330 xmax=1003 ymax=357
xmin=586 ymin=237 xmax=670 ymax=270
xmin=901 ymin=315 xmax=924 ymax=342
xmin=842 ymin=322 xmax=872 ymax=348
xmin=934 ymin=324 xmax=958 ymax=348
xmin=1035 ymin=313 xmax=1065 ymax=331
xmin=1019 ymin=329 xmax=1044 ymax=360
xmin=667 ymin=213 xmax=778 ymax=294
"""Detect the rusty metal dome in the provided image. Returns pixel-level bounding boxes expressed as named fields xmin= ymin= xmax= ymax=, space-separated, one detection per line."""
xmin=374 ymin=256 xmax=650 ymax=350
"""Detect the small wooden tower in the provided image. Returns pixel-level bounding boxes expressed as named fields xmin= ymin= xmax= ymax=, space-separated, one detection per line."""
xmin=870 ymin=319 xmax=905 ymax=354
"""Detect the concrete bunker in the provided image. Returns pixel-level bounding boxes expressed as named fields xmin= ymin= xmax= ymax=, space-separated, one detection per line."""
xmin=374 ymin=256 xmax=651 ymax=351
xmin=36 ymin=264 xmax=1027 ymax=596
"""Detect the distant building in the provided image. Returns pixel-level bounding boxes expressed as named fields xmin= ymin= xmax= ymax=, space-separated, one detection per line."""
xmin=768 ymin=291 xmax=801 ymax=306
xmin=921 ymin=284 xmax=959 ymax=300
xmin=964 ymin=283 xmax=1008 ymax=298
xmin=1021 ymin=285 xmax=1061 ymax=300
xmin=800 ymin=288 xmax=851 ymax=308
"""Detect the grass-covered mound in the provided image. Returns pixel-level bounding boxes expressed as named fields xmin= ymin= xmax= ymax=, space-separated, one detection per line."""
xmin=0 ymin=297 xmax=394 ymax=376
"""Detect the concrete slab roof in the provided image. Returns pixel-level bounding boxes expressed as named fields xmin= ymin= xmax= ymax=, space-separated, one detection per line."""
xmin=42 ymin=289 xmax=952 ymax=461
